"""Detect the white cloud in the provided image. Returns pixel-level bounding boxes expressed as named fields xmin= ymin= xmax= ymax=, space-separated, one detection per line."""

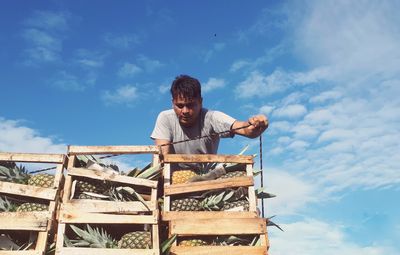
xmin=264 ymin=169 xmax=317 ymax=216
xmin=235 ymin=70 xmax=292 ymax=98
xmin=24 ymin=11 xmax=69 ymax=31
xmin=158 ymin=84 xmax=170 ymax=94
xmin=203 ymin=42 xmax=225 ymax=62
xmin=259 ymin=105 xmax=274 ymax=115
xmin=101 ymin=85 xmax=139 ymax=106
xmin=51 ymin=71 xmax=87 ymax=91
xmin=273 ymin=104 xmax=307 ymax=119
xmin=104 ymin=33 xmax=141 ymax=49
xmin=0 ymin=117 xmax=66 ymax=154
xmin=137 ymin=55 xmax=163 ymax=72
xmin=310 ymin=90 xmax=342 ymax=104
xmin=21 ymin=11 xmax=68 ymax=64
xmin=270 ymin=218 xmax=393 ymax=255
xmin=74 ymin=49 xmax=105 ymax=68
xmin=118 ymin=62 xmax=142 ymax=77
xmin=202 ymin=78 xmax=225 ymax=93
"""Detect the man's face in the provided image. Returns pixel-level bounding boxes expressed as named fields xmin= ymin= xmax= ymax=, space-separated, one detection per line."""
xmin=172 ymin=94 xmax=202 ymax=127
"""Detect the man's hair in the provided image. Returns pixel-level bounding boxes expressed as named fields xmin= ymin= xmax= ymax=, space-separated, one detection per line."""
xmin=170 ymin=75 xmax=201 ymax=100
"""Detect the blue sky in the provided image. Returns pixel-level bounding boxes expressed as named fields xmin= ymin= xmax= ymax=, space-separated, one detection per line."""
xmin=1 ymin=1 xmax=399 ymax=254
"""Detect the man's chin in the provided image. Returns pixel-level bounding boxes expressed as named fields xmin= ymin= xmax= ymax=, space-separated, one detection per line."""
xmin=179 ymin=119 xmax=194 ymax=127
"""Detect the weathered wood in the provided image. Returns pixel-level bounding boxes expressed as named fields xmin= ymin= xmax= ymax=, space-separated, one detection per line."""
xmin=0 ymin=181 xmax=57 ymax=200
xmin=163 ymin=163 xmax=171 ymax=212
xmin=0 ymin=252 xmax=43 ymax=255
xmin=35 ymin=231 xmax=49 ymax=253
xmin=170 ymin=218 xmax=266 ymax=235
xmin=67 ymin=145 xmax=160 ymax=155
xmin=164 ymin=176 xmax=253 ymax=196
xmin=0 ymin=212 xmax=50 ymax=231
xmin=162 ymin=211 xmax=258 ymax=221
xmin=247 ymin=164 xmax=257 ymax=212
xmin=56 ymin=247 xmax=159 ymax=255
xmin=169 ymin=246 xmax=268 ymax=255
xmin=59 ymin=211 xmax=158 ymax=224
xmin=0 ymin=152 xmax=65 ymax=163
xmin=163 ymin=154 xmax=253 ymax=164
xmin=61 ymin=200 xmax=156 ymax=213
xmin=67 ymin=167 xmax=158 ymax=188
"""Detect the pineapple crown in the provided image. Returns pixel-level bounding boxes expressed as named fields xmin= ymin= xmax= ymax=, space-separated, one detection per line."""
xmin=66 ymin=224 xmax=117 ymax=248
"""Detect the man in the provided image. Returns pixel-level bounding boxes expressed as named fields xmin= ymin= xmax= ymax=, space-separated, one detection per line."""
xmin=151 ymin=75 xmax=268 ymax=158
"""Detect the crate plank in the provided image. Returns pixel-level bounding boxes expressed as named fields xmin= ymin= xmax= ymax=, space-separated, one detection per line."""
xmin=162 ymin=211 xmax=258 ymax=221
xmin=170 ymin=218 xmax=266 ymax=235
xmin=164 ymin=176 xmax=253 ymax=196
xmin=67 ymin=168 xmax=158 ymax=189
xmin=59 ymin=211 xmax=158 ymax=224
xmin=0 ymin=181 xmax=57 ymax=200
xmin=170 ymin=246 xmax=268 ymax=255
xmin=0 ymin=212 xmax=50 ymax=231
xmin=61 ymin=200 xmax=156 ymax=213
xmin=0 ymin=252 xmax=43 ymax=255
xmin=56 ymin=247 xmax=159 ymax=255
xmin=67 ymin=145 xmax=160 ymax=155
xmin=0 ymin=152 xmax=65 ymax=164
xmin=163 ymin=154 xmax=253 ymax=164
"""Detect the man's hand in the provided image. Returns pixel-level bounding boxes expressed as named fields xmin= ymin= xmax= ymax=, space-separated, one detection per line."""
xmin=232 ymin=114 xmax=269 ymax=138
xmin=248 ymin=114 xmax=269 ymax=133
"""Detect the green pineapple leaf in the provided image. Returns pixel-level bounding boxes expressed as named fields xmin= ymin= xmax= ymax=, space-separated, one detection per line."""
xmin=161 ymin=234 xmax=177 ymax=254
xmin=256 ymin=188 xmax=276 ymax=199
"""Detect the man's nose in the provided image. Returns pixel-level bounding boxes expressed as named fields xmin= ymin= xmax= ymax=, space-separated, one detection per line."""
xmin=182 ymin=106 xmax=189 ymax=113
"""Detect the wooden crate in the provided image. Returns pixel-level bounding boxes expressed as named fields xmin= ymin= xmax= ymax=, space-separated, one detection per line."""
xmin=62 ymin=145 xmax=160 ymax=214
xmin=0 ymin=152 xmax=67 ymax=254
xmin=162 ymin=154 xmax=258 ymax=221
xmin=168 ymin=218 xmax=269 ymax=255
xmin=55 ymin=210 xmax=160 ymax=255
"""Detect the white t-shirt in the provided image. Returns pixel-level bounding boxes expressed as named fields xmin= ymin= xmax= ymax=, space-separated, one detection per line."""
xmin=150 ymin=108 xmax=236 ymax=155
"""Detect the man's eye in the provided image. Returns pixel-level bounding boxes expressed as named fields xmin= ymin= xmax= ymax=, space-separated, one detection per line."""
xmin=176 ymin=104 xmax=184 ymax=109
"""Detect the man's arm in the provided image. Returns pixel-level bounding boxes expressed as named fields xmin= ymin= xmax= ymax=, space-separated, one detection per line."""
xmin=154 ymin=139 xmax=172 ymax=156
xmin=231 ymin=114 xmax=269 ymax=138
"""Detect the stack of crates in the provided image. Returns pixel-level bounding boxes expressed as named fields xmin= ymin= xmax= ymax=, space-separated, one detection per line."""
xmin=55 ymin=145 xmax=161 ymax=255
xmin=0 ymin=152 xmax=66 ymax=255
xmin=162 ymin=153 xmax=269 ymax=255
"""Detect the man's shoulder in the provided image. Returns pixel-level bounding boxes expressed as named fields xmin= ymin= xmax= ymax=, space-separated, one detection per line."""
xmin=158 ymin=109 xmax=176 ymax=118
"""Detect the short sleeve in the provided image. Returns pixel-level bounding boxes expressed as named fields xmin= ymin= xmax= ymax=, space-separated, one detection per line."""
xmin=209 ymin=111 xmax=236 ymax=138
xmin=150 ymin=111 xmax=172 ymax=141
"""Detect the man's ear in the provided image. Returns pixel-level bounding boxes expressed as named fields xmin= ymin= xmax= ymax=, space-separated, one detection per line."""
xmin=200 ymin=97 xmax=203 ymax=104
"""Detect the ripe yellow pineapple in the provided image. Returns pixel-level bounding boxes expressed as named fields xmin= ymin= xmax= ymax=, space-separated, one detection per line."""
xmin=28 ymin=173 xmax=55 ymax=188
xmin=172 ymin=170 xmax=198 ymax=184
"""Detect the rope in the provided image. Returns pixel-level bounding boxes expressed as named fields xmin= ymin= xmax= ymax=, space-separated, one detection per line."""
xmin=260 ymin=134 xmax=265 ymax=218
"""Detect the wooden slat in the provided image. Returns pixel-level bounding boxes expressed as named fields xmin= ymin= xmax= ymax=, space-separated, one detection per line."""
xmin=59 ymin=211 xmax=158 ymax=224
xmin=67 ymin=145 xmax=159 ymax=155
xmin=61 ymin=200 xmax=156 ymax=213
xmin=57 ymin=247 xmax=159 ymax=255
xmin=67 ymin=168 xmax=158 ymax=189
xmin=0 ymin=212 xmax=50 ymax=231
xmin=164 ymin=176 xmax=253 ymax=196
xmin=163 ymin=154 xmax=253 ymax=164
xmin=0 ymin=152 xmax=65 ymax=163
xmin=0 ymin=252 xmax=43 ymax=255
xmin=170 ymin=218 xmax=266 ymax=235
xmin=162 ymin=211 xmax=258 ymax=221
xmin=170 ymin=246 xmax=268 ymax=255
xmin=0 ymin=181 xmax=57 ymax=200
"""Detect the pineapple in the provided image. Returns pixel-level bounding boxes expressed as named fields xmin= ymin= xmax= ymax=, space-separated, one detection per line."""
xmin=65 ymin=224 xmax=117 ymax=248
xmin=65 ymin=224 xmax=151 ymax=249
xmin=74 ymin=178 xmax=110 ymax=197
xmin=222 ymin=199 xmax=249 ymax=211
xmin=0 ymin=164 xmax=30 ymax=184
xmin=28 ymin=173 xmax=55 ymax=188
xmin=171 ymin=197 xmax=200 ymax=211
xmin=179 ymin=239 xmax=209 ymax=246
xmin=171 ymin=170 xmax=198 ymax=184
xmin=16 ymin=202 xmax=48 ymax=212
xmin=118 ymin=231 xmax=151 ymax=249
xmin=219 ymin=171 xmax=246 ymax=179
